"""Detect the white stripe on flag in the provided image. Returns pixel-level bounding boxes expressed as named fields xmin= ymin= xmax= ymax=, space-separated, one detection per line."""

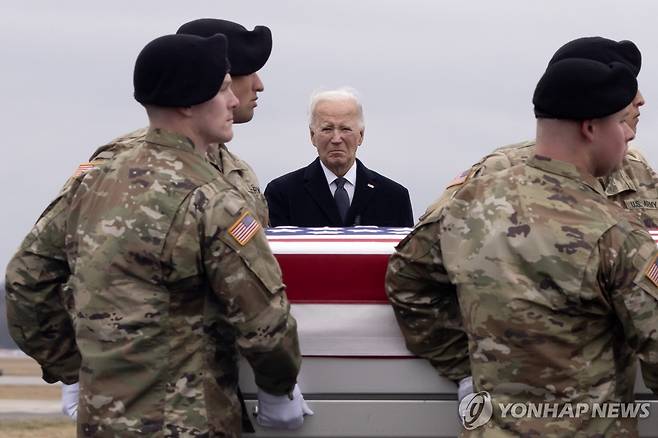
xmin=648 ymin=264 xmax=658 ymax=281
xmin=234 ymin=221 xmax=258 ymax=240
xmin=270 ymin=241 xmax=399 ymax=255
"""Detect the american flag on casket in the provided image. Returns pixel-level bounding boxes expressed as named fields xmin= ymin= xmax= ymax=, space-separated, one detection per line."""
xmin=267 ymin=227 xmax=658 ymax=358
xmin=266 ymin=226 xmax=413 ymax=358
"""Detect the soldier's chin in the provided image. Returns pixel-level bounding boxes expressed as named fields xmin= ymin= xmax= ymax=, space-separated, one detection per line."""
xmin=234 ymin=108 xmax=254 ymax=124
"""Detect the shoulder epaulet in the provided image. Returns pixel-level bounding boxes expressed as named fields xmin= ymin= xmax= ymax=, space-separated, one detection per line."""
xmin=88 ymin=127 xmax=148 ymax=161
xmin=93 ymin=151 xmax=116 ymax=160
xmin=626 ymin=147 xmax=648 ymax=164
xmin=492 ymin=139 xmax=536 ymax=153
xmin=445 ymin=168 xmax=473 ymax=189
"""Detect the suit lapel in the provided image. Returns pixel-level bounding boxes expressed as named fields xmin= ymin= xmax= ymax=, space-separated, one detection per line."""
xmin=303 ymin=158 xmax=343 ymax=226
xmin=347 ymin=159 xmax=376 ymax=225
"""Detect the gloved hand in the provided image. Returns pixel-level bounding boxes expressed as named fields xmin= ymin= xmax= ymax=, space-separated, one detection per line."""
xmin=61 ymin=382 xmax=79 ymax=420
xmin=457 ymin=376 xmax=474 ymax=418
xmin=256 ymin=384 xmax=314 ymax=430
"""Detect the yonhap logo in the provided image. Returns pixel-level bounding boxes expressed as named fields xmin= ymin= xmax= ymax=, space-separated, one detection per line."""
xmin=460 ymin=391 xmax=493 ymax=430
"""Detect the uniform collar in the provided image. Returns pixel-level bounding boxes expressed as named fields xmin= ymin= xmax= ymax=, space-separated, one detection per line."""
xmin=527 ymin=155 xmax=606 ymax=196
xmin=218 ymin=144 xmax=248 ymax=175
xmin=601 ymin=165 xmax=637 ymax=196
xmin=145 ymin=128 xmax=197 ymax=153
xmin=205 ymin=143 xmax=248 ymax=175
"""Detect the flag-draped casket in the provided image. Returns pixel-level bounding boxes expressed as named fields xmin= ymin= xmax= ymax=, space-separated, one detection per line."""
xmin=268 ymin=226 xmax=412 ymax=357
xmin=240 ymin=227 xmax=459 ymax=437
xmin=239 ymin=227 xmax=658 ymax=436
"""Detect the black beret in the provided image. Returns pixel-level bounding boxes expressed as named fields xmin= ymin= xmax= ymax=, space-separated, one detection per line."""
xmin=549 ymin=36 xmax=641 ymax=77
xmin=177 ymin=19 xmax=272 ymax=76
xmin=533 ymin=58 xmax=637 ymax=120
xmin=134 ymin=34 xmax=229 ymax=107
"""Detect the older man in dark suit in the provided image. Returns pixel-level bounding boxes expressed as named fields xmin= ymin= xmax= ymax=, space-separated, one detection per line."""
xmin=265 ymin=88 xmax=413 ymax=227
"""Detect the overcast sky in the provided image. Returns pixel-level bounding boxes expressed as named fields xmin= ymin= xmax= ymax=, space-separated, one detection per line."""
xmin=2 ymin=0 xmax=658 ymax=273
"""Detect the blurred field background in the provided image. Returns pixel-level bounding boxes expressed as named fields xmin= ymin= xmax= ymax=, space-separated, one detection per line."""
xmin=0 ymin=418 xmax=74 ymax=438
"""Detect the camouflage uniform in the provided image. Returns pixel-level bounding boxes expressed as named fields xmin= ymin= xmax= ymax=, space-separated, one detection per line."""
xmin=387 ymin=155 xmax=658 ymax=436
xmin=420 ymin=140 xmax=658 ymax=228
xmin=93 ymin=128 xmax=269 ymax=224
xmin=7 ymin=129 xmax=297 ymax=437
xmin=5 ymin=127 xmax=269 ymax=387
xmin=207 ymin=142 xmax=269 ymax=226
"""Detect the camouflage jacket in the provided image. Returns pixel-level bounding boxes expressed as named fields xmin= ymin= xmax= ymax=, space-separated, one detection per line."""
xmin=420 ymin=140 xmax=658 ymax=228
xmin=90 ymin=129 xmax=269 ymax=225
xmin=61 ymin=129 xmax=299 ymax=437
xmin=387 ymin=155 xmax=658 ymax=436
xmin=5 ymin=127 xmax=268 ymax=386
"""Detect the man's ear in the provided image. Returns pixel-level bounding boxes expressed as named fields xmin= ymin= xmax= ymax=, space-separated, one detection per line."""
xmin=580 ymin=119 xmax=595 ymax=142
xmin=309 ymin=126 xmax=316 ymax=145
xmin=177 ymin=106 xmax=194 ymax=118
xmin=358 ymin=128 xmax=365 ymax=146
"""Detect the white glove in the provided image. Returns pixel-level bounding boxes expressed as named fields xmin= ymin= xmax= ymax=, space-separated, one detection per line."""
xmin=457 ymin=376 xmax=474 ymax=418
xmin=61 ymin=382 xmax=79 ymax=420
xmin=256 ymin=384 xmax=314 ymax=430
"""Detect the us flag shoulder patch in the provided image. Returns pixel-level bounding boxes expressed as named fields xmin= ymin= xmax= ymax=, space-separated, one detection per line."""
xmin=72 ymin=161 xmax=99 ymax=178
xmin=445 ymin=169 xmax=471 ymax=189
xmin=645 ymin=254 xmax=658 ymax=287
xmin=228 ymin=211 xmax=262 ymax=246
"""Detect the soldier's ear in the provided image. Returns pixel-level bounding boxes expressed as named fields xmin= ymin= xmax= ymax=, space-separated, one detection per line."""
xmin=177 ymin=106 xmax=194 ymax=118
xmin=580 ymin=119 xmax=595 ymax=142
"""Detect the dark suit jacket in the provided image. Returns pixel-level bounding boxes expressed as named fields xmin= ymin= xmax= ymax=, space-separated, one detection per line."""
xmin=264 ymin=158 xmax=413 ymax=227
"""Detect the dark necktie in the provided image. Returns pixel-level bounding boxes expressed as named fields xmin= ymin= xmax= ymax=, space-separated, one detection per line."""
xmin=334 ymin=177 xmax=350 ymax=224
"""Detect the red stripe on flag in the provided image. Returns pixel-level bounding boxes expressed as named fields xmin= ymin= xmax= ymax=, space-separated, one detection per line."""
xmin=234 ymin=221 xmax=258 ymax=240
xmin=275 ymin=253 xmax=391 ymax=303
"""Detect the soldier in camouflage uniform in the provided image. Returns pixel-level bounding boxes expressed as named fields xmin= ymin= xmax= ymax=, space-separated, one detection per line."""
xmin=417 ymin=37 xmax=657 ymax=419
xmin=421 ymin=37 xmax=656 ymax=229
xmin=10 ymin=33 xmax=310 ymax=437
xmin=82 ymin=18 xmax=273 ymax=225
xmin=387 ymin=49 xmax=658 ymax=436
xmin=6 ymin=18 xmax=275 ymax=427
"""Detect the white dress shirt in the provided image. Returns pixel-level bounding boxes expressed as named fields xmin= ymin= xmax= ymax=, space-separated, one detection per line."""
xmin=319 ymin=160 xmax=357 ymax=204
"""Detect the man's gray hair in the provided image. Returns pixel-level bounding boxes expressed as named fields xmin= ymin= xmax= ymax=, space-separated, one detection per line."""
xmin=309 ymin=87 xmax=365 ymax=129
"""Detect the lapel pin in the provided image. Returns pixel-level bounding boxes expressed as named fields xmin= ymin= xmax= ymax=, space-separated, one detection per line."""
xmin=367 ymin=183 xmax=375 ymax=189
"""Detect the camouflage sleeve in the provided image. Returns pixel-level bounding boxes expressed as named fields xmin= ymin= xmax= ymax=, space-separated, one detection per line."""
xmin=200 ymin=189 xmax=300 ymax=395
xmin=417 ymin=185 xmax=464 ymax=224
xmin=385 ymin=220 xmax=470 ymax=382
xmin=5 ymin=190 xmax=80 ymax=384
xmin=418 ymin=151 xmax=513 ymax=224
xmin=627 ymin=147 xmax=658 ymax=188
xmin=627 ymin=147 xmax=652 ymax=167
xmin=87 ymin=127 xmax=147 ymax=161
xmin=598 ymin=222 xmax=658 ymax=392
